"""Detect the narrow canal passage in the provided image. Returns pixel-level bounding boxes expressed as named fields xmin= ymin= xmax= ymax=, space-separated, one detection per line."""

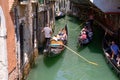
xmin=27 ymin=16 xmax=119 ymax=80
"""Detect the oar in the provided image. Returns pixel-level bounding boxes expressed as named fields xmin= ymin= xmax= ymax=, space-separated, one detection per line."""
xmin=63 ymin=45 xmax=98 ymax=66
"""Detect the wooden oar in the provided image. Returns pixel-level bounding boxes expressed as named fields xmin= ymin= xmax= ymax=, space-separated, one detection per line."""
xmin=63 ymin=45 xmax=98 ymax=66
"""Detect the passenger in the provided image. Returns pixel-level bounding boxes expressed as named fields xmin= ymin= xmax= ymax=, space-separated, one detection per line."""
xmin=79 ymin=33 xmax=89 ymax=44
xmin=58 ymin=28 xmax=64 ymax=36
xmin=110 ymin=41 xmax=120 ymax=63
xmin=81 ymin=27 xmax=87 ymax=34
xmin=52 ymin=35 xmax=60 ymax=41
xmin=88 ymin=29 xmax=93 ymax=41
xmin=80 ymin=32 xmax=87 ymax=40
xmin=58 ymin=28 xmax=67 ymax=41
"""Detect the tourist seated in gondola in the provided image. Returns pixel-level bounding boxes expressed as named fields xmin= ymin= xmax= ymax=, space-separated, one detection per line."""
xmin=79 ymin=29 xmax=89 ymax=44
xmin=110 ymin=41 xmax=120 ymax=65
xmin=51 ymin=28 xmax=67 ymax=44
xmin=52 ymin=35 xmax=60 ymax=41
xmin=80 ymin=32 xmax=87 ymax=40
xmin=87 ymin=28 xmax=93 ymax=41
xmin=78 ymin=20 xmax=94 ymax=46
xmin=58 ymin=28 xmax=67 ymax=41
xmin=81 ymin=26 xmax=88 ymax=33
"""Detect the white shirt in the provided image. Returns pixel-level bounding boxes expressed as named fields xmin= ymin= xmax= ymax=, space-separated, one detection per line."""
xmin=43 ymin=27 xmax=52 ymax=38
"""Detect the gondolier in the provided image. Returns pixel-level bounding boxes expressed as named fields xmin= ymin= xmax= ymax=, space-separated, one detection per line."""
xmin=110 ymin=41 xmax=120 ymax=62
xmin=45 ymin=25 xmax=68 ymax=57
xmin=42 ymin=24 xmax=52 ymax=50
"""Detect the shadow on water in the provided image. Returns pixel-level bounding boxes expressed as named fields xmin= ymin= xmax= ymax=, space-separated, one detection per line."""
xmin=32 ymin=46 xmax=66 ymax=69
xmin=43 ymin=49 xmax=66 ymax=68
xmin=87 ymin=25 xmax=105 ymax=53
xmin=67 ymin=16 xmax=84 ymax=25
xmin=38 ymin=45 xmax=44 ymax=54
xmin=76 ymin=44 xmax=87 ymax=52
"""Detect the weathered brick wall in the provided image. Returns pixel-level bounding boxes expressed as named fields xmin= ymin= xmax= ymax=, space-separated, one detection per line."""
xmin=0 ymin=0 xmax=18 ymax=80
xmin=8 ymin=0 xmax=14 ymax=11
xmin=23 ymin=1 xmax=33 ymax=63
xmin=8 ymin=68 xmax=18 ymax=80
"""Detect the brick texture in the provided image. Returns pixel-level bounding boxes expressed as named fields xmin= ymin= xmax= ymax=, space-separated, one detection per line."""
xmin=0 ymin=0 xmax=18 ymax=79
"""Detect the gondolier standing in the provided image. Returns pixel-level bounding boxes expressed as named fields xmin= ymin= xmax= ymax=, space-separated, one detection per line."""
xmin=42 ymin=24 xmax=52 ymax=50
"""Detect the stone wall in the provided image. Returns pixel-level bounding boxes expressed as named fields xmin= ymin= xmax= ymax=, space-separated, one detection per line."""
xmin=0 ymin=0 xmax=17 ymax=80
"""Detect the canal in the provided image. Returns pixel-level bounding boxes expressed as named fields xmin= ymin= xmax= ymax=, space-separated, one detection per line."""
xmin=27 ymin=16 xmax=119 ymax=80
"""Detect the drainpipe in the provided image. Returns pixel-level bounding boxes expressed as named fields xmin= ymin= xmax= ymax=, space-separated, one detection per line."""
xmin=34 ymin=3 xmax=38 ymax=51
xmin=47 ymin=7 xmax=50 ymax=27
xmin=0 ymin=6 xmax=8 ymax=80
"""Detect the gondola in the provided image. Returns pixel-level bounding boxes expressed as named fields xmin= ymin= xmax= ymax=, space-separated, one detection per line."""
xmin=102 ymin=32 xmax=120 ymax=77
xmin=44 ymin=25 xmax=68 ymax=57
xmin=55 ymin=11 xmax=65 ymax=20
xmin=78 ymin=22 xmax=93 ymax=47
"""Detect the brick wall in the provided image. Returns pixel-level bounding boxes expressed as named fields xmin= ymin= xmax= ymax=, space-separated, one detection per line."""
xmin=0 ymin=0 xmax=18 ymax=79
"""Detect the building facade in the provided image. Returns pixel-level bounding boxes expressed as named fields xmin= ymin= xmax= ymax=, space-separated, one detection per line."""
xmin=0 ymin=0 xmax=17 ymax=80
xmin=0 ymin=0 xmax=56 ymax=80
xmin=13 ymin=0 xmax=56 ymax=79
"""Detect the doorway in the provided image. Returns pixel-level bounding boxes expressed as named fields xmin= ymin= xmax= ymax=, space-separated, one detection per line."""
xmin=19 ymin=21 xmax=24 ymax=68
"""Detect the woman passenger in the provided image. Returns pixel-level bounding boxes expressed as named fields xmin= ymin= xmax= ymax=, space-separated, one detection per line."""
xmin=58 ymin=28 xmax=67 ymax=41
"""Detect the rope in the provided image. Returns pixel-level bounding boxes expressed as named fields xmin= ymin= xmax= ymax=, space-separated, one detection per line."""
xmin=63 ymin=45 xmax=98 ymax=66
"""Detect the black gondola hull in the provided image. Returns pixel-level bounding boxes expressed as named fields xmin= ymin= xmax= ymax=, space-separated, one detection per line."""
xmin=55 ymin=11 xmax=65 ymax=20
xmin=55 ymin=14 xmax=65 ymax=20
xmin=102 ymin=33 xmax=120 ymax=77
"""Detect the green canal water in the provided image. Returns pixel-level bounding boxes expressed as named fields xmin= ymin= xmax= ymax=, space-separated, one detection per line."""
xmin=27 ymin=16 xmax=119 ymax=80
